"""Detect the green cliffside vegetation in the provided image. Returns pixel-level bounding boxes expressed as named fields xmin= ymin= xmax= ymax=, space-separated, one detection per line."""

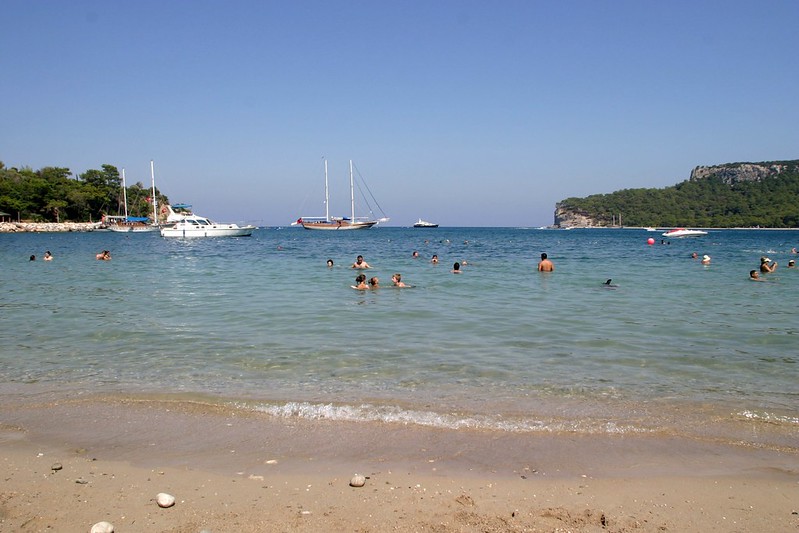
xmin=0 ymin=162 xmax=168 ymax=222
xmin=555 ymin=160 xmax=799 ymax=228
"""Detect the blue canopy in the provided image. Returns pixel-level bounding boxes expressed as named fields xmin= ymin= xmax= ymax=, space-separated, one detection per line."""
xmin=125 ymin=216 xmax=150 ymax=222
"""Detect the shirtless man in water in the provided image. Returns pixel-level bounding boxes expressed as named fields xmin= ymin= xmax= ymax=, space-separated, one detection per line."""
xmin=537 ymin=252 xmax=554 ymax=272
xmin=351 ymin=255 xmax=371 ymax=269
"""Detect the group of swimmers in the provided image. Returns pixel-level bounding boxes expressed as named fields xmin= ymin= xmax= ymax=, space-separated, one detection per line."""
xmin=344 ymin=255 xmax=411 ymax=290
xmin=343 ymin=250 xmax=554 ymax=290
xmin=29 ymin=251 xmax=53 ymax=261
xmin=750 ymin=250 xmax=798 ymax=280
xmin=750 ymin=253 xmax=796 ymax=280
xmin=29 ymin=250 xmax=111 ymax=261
xmin=689 ymin=249 xmax=797 ymax=281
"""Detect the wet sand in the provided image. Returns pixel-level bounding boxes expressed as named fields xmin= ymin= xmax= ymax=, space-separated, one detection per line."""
xmin=1 ymin=395 xmax=798 ymax=532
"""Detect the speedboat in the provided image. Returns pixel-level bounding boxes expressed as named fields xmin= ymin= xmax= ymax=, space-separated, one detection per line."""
xmin=413 ymin=218 xmax=438 ymax=228
xmin=662 ymin=228 xmax=708 ymax=238
xmin=160 ymin=204 xmax=255 ymax=238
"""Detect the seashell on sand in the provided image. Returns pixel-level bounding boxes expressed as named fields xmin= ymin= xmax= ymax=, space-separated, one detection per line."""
xmin=91 ymin=521 xmax=114 ymax=533
xmin=51 ymin=462 xmax=63 ymax=471
xmin=349 ymin=474 xmax=366 ymax=487
xmin=156 ymin=492 xmax=176 ymax=508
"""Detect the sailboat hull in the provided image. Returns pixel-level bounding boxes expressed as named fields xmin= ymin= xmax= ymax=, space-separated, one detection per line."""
xmin=301 ymin=220 xmax=377 ymax=230
xmin=107 ymin=224 xmax=159 ymax=233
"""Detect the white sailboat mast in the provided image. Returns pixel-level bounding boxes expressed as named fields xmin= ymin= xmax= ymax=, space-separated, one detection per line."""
xmin=121 ymin=169 xmax=128 ymax=219
xmin=150 ymin=160 xmax=158 ymax=223
xmin=324 ymin=158 xmax=329 ymax=222
xmin=349 ymin=159 xmax=355 ymax=221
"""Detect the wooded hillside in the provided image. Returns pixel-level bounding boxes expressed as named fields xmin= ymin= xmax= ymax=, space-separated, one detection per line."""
xmin=0 ymin=162 xmax=169 ymax=222
xmin=555 ymin=160 xmax=799 ymax=228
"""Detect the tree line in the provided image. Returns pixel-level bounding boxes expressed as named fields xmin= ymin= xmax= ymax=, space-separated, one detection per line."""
xmin=0 ymin=162 xmax=169 ymax=222
xmin=557 ymin=160 xmax=799 ymax=228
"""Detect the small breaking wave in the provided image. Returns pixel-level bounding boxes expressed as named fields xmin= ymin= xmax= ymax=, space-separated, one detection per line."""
xmin=234 ymin=400 xmax=650 ymax=435
xmin=738 ymin=410 xmax=799 ymax=425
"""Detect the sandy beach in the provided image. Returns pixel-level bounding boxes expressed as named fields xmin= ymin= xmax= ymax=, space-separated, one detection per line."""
xmin=1 ymin=395 xmax=797 ymax=532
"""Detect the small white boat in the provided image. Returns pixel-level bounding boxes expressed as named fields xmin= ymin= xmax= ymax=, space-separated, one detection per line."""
xmin=662 ymin=228 xmax=708 ymax=238
xmin=160 ymin=204 xmax=255 ymax=238
xmin=644 ymin=227 xmax=658 ymax=232
xmin=413 ymin=219 xmax=438 ymax=228
xmin=293 ymin=159 xmax=389 ymax=231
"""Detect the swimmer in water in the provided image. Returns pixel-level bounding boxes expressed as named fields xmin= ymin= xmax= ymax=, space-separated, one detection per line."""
xmin=352 ymin=273 xmax=368 ymax=290
xmin=392 ymin=273 xmax=409 ymax=287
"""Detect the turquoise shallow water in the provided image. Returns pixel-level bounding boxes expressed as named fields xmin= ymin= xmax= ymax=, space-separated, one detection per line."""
xmin=1 ymin=227 xmax=798 ymax=447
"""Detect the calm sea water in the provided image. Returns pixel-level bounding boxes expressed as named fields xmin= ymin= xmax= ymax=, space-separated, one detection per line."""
xmin=2 ymin=227 xmax=797 ymax=448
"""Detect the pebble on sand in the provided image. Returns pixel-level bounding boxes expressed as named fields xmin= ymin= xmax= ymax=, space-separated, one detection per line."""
xmin=156 ymin=492 xmax=176 ymax=508
xmin=90 ymin=521 xmax=114 ymax=533
xmin=349 ymin=474 xmax=366 ymax=487
xmin=51 ymin=462 xmax=62 ymax=471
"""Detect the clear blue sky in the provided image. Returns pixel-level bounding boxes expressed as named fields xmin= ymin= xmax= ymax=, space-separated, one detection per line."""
xmin=2 ymin=1 xmax=797 ymax=227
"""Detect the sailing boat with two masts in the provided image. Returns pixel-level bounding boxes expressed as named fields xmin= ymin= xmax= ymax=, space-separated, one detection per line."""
xmin=294 ymin=159 xmax=389 ymax=230
xmin=106 ymin=161 xmax=160 ymax=232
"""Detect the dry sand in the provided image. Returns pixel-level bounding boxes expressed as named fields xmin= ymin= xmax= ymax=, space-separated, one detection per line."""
xmin=1 ymin=396 xmax=797 ymax=532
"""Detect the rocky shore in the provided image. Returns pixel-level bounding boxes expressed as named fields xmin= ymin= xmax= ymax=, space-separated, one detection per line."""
xmin=0 ymin=221 xmax=102 ymax=233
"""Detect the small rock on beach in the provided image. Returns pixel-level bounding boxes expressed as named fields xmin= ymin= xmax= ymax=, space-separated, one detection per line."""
xmin=349 ymin=474 xmax=366 ymax=487
xmin=156 ymin=492 xmax=176 ymax=508
xmin=91 ymin=521 xmax=114 ymax=533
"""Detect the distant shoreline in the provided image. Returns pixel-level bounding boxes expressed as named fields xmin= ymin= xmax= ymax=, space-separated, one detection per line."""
xmin=551 ymin=225 xmax=799 ymax=231
xmin=3 ymin=221 xmax=799 ymax=233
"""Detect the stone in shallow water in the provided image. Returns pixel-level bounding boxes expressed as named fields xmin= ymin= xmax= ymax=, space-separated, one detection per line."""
xmin=349 ymin=474 xmax=366 ymax=487
xmin=156 ymin=492 xmax=176 ymax=508
xmin=91 ymin=521 xmax=114 ymax=533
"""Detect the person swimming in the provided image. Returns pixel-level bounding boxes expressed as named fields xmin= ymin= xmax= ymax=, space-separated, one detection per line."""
xmin=352 ymin=273 xmax=368 ymax=290
xmin=392 ymin=273 xmax=408 ymax=287
xmin=351 ymin=255 xmax=371 ymax=269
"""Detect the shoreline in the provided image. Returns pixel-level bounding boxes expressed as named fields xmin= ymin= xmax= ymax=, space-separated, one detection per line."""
xmin=1 ymin=395 xmax=797 ymax=532
xmin=0 ymin=221 xmax=102 ymax=233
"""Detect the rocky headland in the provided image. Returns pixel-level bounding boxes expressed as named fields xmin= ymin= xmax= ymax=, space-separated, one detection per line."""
xmin=554 ymin=160 xmax=798 ymax=228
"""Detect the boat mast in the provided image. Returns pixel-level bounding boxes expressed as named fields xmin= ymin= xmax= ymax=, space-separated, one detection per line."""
xmin=349 ymin=159 xmax=355 ymax=222
xmin=121 ymin=169 xmax=129 ymax=219
xmin=324 ymin=158 xmax=329 ymax=222
xmin=150 ymin=160 xmax=158 ymax=224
